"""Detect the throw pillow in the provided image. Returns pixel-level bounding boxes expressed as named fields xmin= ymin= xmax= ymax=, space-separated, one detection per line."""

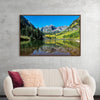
xmin=20 ymin=69 xmax=45 ymax=87
xmin=8 ymin=71 xmax=23 ymax=88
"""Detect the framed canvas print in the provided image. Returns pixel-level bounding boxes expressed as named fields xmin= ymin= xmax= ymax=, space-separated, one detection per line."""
xmin=20 ymin=15 xmax=81 ymax=56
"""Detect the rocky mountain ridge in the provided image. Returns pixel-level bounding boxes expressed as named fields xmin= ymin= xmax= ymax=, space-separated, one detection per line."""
xmin=40 ymin=25 xmax=68 ymax=34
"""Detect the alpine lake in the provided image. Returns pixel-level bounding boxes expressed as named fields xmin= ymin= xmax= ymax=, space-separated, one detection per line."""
xmin=20 ymin=39 xmax=80 ymax=56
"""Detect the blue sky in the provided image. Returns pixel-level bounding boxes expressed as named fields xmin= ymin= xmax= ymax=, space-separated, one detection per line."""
xmin=24 ymin=15 xmax=80 ymax=28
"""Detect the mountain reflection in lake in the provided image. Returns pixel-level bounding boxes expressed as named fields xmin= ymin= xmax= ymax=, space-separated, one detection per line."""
xmin=20 ymin=39 xmax=80 ymax=56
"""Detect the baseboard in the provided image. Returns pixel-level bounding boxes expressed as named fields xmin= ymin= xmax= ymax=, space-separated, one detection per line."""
xmin=0 ymin=95 xmax=6 ymax=97
xmin=94 ymin=95 xmax=100 ymax=98
xmin=0 ymin=95 xmax=100 ymax=97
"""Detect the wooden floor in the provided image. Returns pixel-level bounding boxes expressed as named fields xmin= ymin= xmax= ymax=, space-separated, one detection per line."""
xmin=0 ymin=97 xmax=100 ymax=100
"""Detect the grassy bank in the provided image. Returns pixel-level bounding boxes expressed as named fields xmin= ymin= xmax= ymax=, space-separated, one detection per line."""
xmin=20 ymin=36 xmax=30 ymax=41
xmin=45 ymin=29 xmax=80 ymax=40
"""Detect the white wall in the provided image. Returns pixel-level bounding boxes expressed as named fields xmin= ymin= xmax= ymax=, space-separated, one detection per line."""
xmin=0 ymin=0 xmax=100 ymax=95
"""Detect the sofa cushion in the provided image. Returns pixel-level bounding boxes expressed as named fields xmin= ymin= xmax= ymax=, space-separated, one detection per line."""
xmin=63 ymin=88 xmax=80 ymax=97
xmin=14 ymin=69 xmax=64 ymax=87
xmin=13 ymin=87 xmax=37 ymax=96
xmin=38 ymin=87 xmax=63 ymax=96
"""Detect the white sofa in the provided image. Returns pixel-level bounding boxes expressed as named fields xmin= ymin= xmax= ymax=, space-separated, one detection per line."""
xmin=4 ymin=69 xmax=96 ymax=100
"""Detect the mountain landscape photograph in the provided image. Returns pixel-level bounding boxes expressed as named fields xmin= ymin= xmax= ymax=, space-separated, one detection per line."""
xmin=20 ymin=15 xmax=80 ymax=56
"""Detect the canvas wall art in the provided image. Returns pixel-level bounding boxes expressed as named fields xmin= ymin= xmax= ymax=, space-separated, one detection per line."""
xmin=20 ymin=15 xmax=81 ymax=56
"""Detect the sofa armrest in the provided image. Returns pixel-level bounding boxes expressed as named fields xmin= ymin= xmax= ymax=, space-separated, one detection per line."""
xmin=83 ymin=75 xmax=96 ymax=95
xmin=4 ymin=76 xmax=14 ymax=100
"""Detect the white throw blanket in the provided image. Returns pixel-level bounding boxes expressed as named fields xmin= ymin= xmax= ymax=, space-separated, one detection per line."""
xmin=59 ymin=67 xmax=94 ymax=100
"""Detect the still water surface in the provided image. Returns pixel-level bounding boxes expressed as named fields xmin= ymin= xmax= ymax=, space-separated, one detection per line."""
xmin=20 ymin=39 xmax=80 ymax=56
